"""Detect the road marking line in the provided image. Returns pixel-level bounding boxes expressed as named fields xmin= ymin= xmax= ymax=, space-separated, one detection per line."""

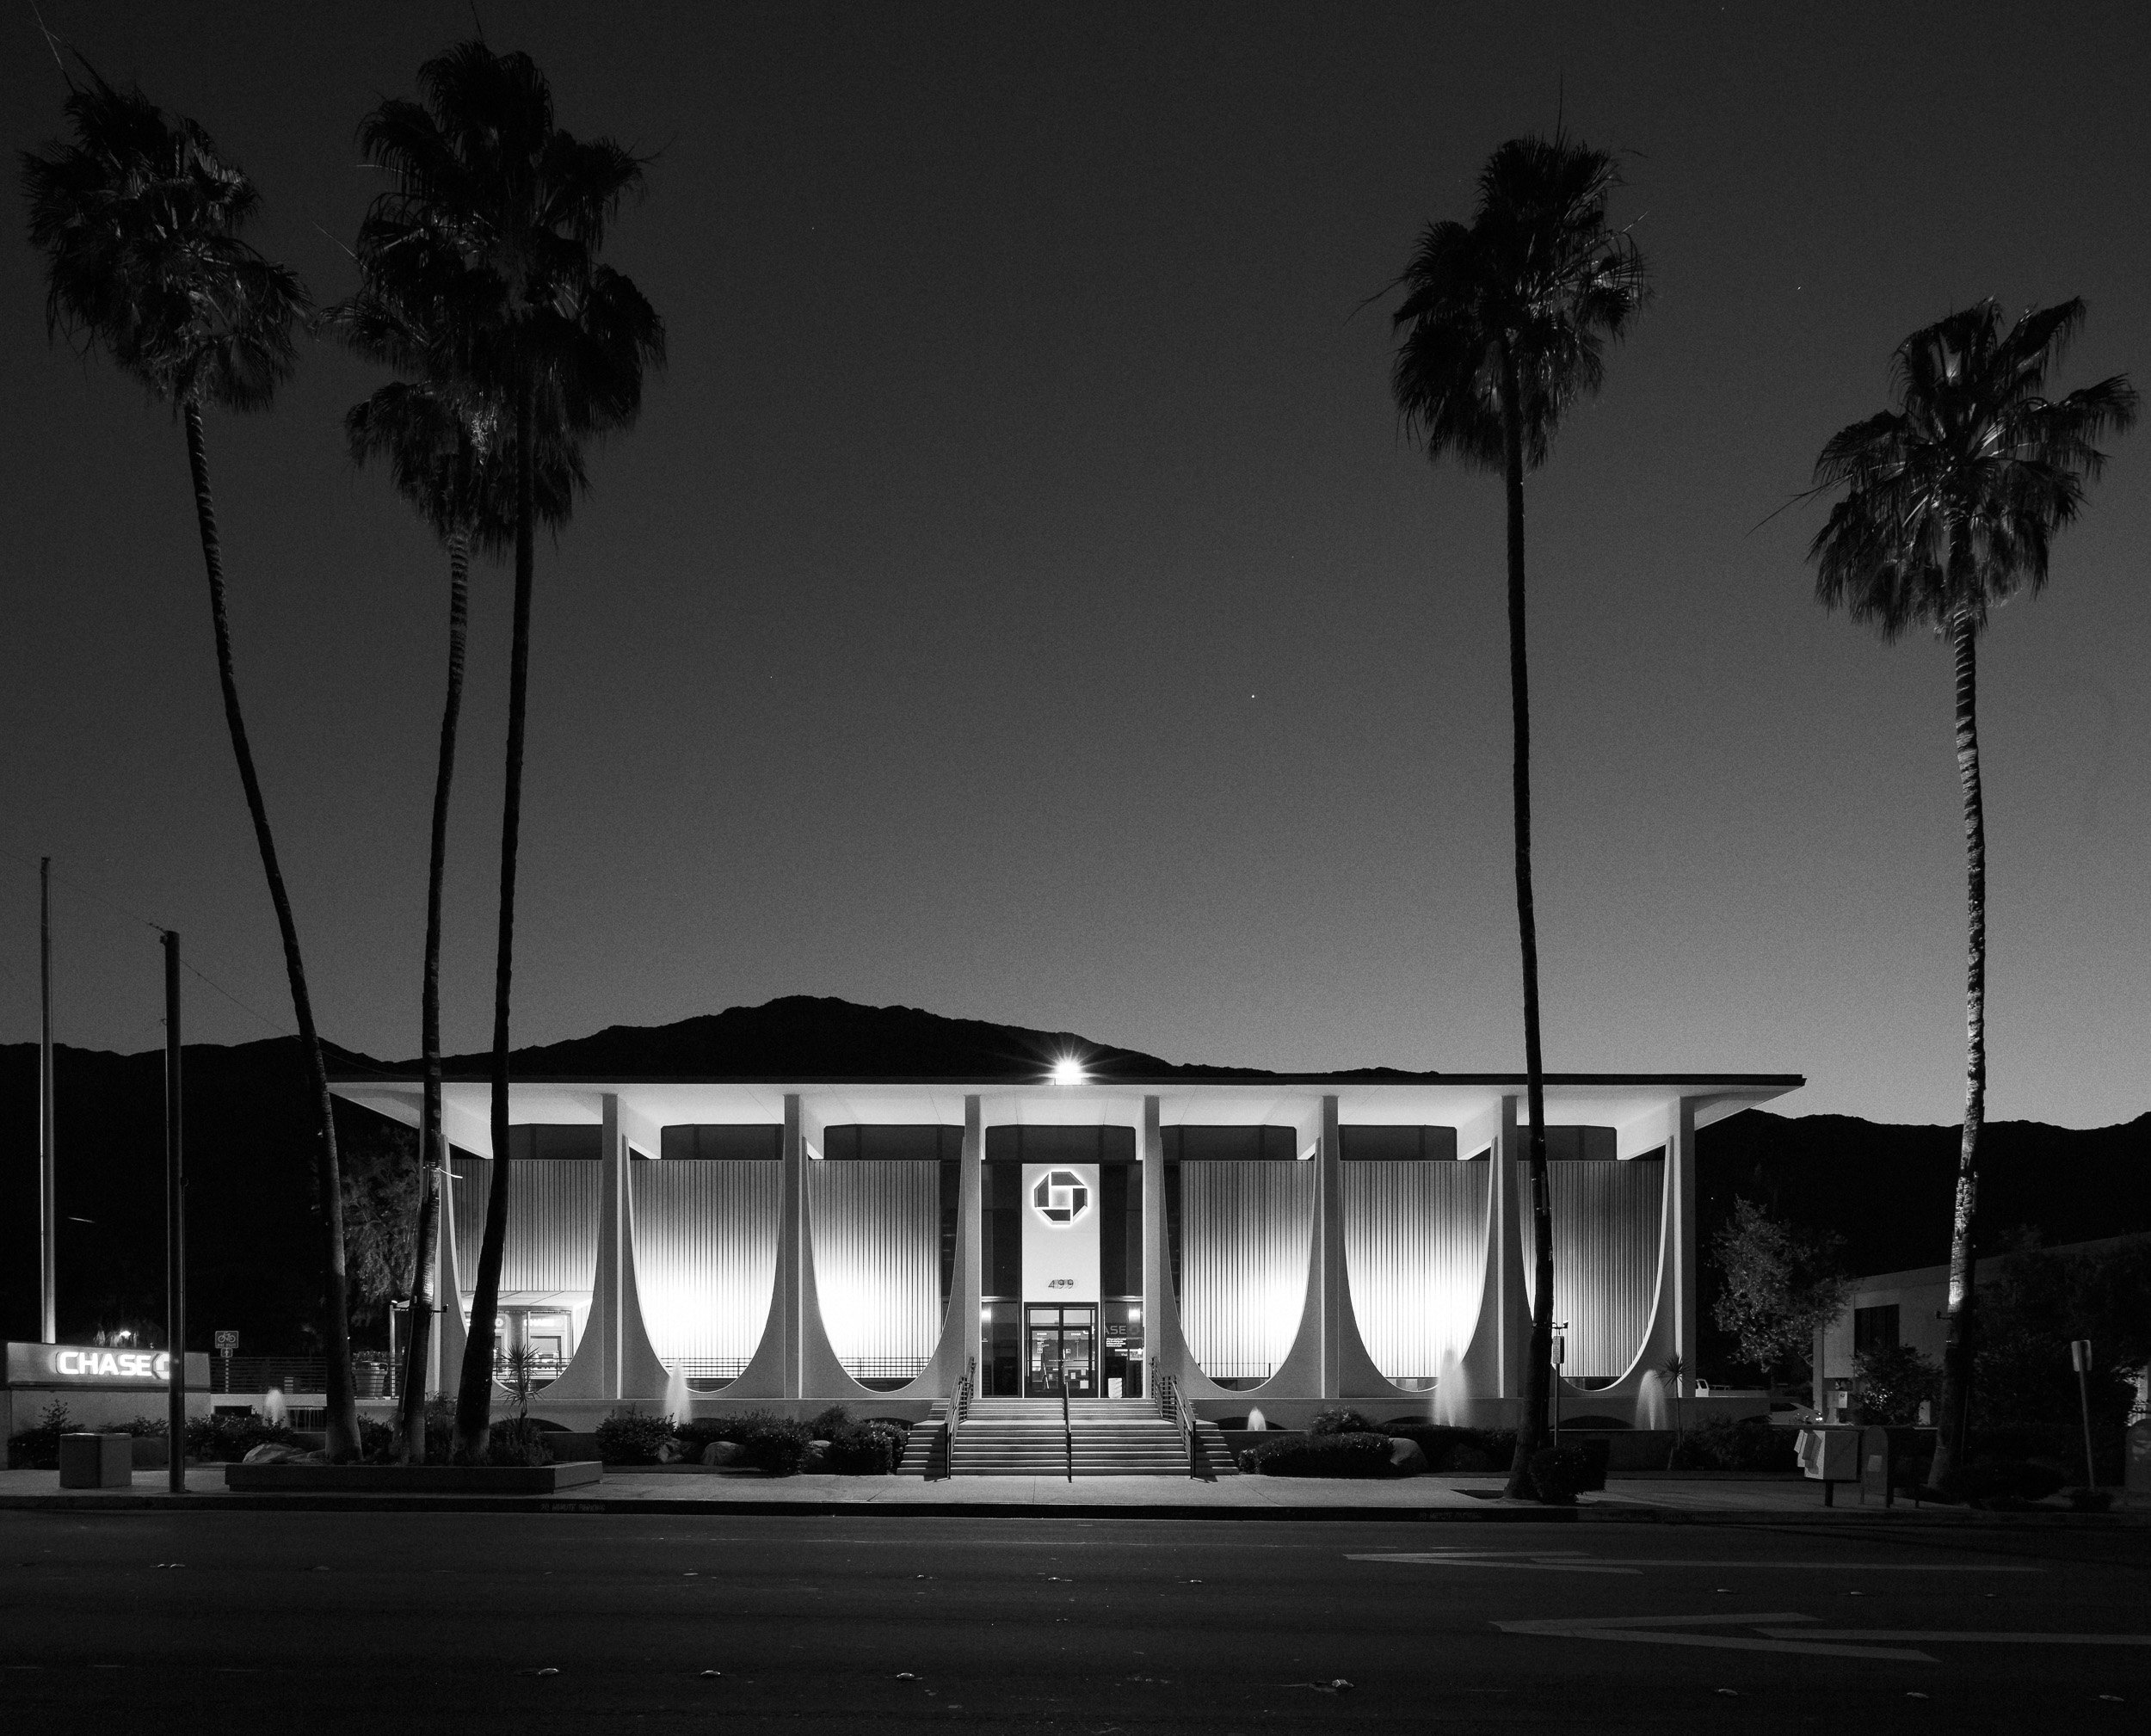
xmin=1757 ymin=1629 xmax=2151 ymax=1647
xmin=1491 ymin=1612 xmax=1936 ymax=1663
xmin=1353 ymin=1552 xmax=2037 ymax=1573
xmin=1348 ymin=1554 xmax=1637 ymax=1574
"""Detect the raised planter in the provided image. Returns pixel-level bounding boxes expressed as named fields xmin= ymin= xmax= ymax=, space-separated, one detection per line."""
xmin=223 ymin=1460 xmax=602 ymax=1493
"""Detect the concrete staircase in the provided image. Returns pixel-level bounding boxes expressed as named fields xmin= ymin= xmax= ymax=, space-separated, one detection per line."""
xmin=950 ymin=1397 xmax=1194 ymax=1477
xmin=895 ymin=1401 xmax=949 ymax=1478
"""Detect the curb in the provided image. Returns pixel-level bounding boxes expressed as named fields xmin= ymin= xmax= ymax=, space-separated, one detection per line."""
xmin=0 ymin=1491 xmax=2142 ymax=1525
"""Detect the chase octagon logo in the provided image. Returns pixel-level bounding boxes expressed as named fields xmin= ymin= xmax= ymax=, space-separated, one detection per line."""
xmin=1030 ymin=1168 xmax=1090 ymax=1227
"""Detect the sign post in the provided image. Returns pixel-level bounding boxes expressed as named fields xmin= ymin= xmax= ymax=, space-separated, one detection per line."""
xmin=2071 ymin=1339 xmax=2096 ymax=1489
xmin=215 ymin=1330 xmax=237 ymax=1395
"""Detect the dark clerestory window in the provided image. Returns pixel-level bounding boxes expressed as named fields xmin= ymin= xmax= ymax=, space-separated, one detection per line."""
xmin=1852 ymin=1303 xmax=1900 ymax=1355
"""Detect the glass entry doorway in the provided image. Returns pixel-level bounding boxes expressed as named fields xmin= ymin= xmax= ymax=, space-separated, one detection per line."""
xmin=1025 ymin=1304 xmax=1097 ymax=1398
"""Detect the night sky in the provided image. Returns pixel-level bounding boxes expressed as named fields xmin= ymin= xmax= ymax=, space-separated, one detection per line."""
xmin=3 ymin=3 xmax=2146 ymax=1126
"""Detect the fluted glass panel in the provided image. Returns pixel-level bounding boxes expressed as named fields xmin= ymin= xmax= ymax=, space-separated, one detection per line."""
xmin=1342 ymin=1161 xmax=1488 ymax=1381
xmin=1518 ymin=1159 xmax=1664 ymax=1379
xmin=1180 ymin=1160 xmax=1314 ymax=1383
xmin=808 ymin=1159 xmax=942 ymax=1377
xmin=449 ymin=1157 xmax=599 ymax=1294
xmin=629 ymin=1159 xmax=780 ymax=1364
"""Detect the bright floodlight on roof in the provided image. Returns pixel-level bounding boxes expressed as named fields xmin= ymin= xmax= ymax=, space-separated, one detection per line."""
xmin=1051 ymin=1056 xmax=1087 ymax=1087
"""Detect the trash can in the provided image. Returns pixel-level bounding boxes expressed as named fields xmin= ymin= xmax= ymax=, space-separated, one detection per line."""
xmin=59 ymin=1432 xmax=133 ymax=1489
xmin=1795 ymin=1425 xmax=1860 ymax=1505
xmin=1858 ymin=1425 xmax=1938 ymax=1506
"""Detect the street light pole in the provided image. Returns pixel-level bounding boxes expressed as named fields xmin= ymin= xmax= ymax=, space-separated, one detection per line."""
xmin=163 ymin=929 xmax=185 ymax=1494
xmin=39 ymin=856 xmax=56 ymax=1342
xmin=2071 ymin=1339 xmax=2096 ymax=1490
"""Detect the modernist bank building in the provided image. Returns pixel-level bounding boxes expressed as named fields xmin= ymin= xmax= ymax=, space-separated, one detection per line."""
xmin=331 ymin=1008 xmax=1798 ymax=1437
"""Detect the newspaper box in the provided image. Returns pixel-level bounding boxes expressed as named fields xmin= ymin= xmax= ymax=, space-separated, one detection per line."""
xmin=1795 ymin=1425 xmax=1860 ymax=1506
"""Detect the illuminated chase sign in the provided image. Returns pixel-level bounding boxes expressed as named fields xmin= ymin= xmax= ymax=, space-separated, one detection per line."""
xmin=2 ymin=1343 xmax=206 ymax=1387
xmin=52 ymin=1348 xmax=171 ymax=1381
xmin=1030 ymin=1168 xmax=1091 ymax=1227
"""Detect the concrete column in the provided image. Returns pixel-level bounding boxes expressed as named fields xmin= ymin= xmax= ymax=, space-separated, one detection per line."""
xmin=915 ymin=1094 xmax=983 ymax=1395
xmin=601 ymin=1094 xmax=623 ymax=1394
xmin=960 ymin=1094 xmax=983 ymax=1384
xmin=1493 ymin=1094 xmax=1527 ymax=1398
xmin=1439 ymin=1094 xmax=1533 ymax=1425
xmin=1667 ymin=1095 xmax=1699 ymax=1391
xmin=1140 ymin=1095 xmax=1178 ymax=1386
xmin=428 ymin=1159 xmax=468 ymax=1399
xmin=541 ymin=1095 xmax=670 ymax=1405
xmin=1316 ymin=1096 xmax=1339 ymax=1395
xmin=780 ymin=1092 xmax=804 ymax=1398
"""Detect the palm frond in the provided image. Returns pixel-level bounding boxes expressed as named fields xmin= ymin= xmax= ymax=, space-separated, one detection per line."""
xmin=1389 ymin=132 xmax=1649 ymax=476
xmin=18 ymin=62 xmax=306 ymax=414
xmin=1808 ymin=298 xmax=2134 ymax=640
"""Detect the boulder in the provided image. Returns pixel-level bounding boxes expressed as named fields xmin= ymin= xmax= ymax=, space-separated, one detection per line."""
xmin=1386 ymin=1437 xmax=1428 ymax=1476
xmin=240 ymin=1444 xmax=302 ymax=1465
xmin=803 ymin=1439 xmax=832 ymax=1472
xmin=700 ymin=1440 xmax=744 ymax=1467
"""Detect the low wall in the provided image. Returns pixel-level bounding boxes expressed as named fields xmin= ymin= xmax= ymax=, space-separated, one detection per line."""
xmin=356 ymin=1397 xmax=941 ymax=1431
xmin=2 ymin=1389 xmax=215 ymax=1438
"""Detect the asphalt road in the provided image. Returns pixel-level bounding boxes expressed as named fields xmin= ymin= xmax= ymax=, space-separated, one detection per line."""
xmin=2 ymin=1511 xmax=2146 ymax=1733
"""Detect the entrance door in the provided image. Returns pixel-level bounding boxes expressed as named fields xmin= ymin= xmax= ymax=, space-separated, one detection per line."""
xmin=1025 ymin=1304 xmax=1098 ymax=1398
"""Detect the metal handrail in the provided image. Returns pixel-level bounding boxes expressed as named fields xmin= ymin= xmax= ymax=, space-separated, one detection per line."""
xmin=1164 ymin=1373 xmax=1200 ymax=1480
xmin=946 ymin=1366 xmax=973 ymax=1481
xmin=1059 ymin=1368 xmax=1074 ymax=1483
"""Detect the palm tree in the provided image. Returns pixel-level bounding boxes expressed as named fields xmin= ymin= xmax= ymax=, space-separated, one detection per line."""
xmin=354 ymin=41 xmax=663 ymax=1459
xmin=21 ymin=67 xmax=365 ymax=1461
xmin=1808 ymin=299 xmax=2135 ymax=1493
xmin=338 ymin=353 xmax=581 ymax=1462
xmin=1389 ymin=134 xmax=1648 ymax=1502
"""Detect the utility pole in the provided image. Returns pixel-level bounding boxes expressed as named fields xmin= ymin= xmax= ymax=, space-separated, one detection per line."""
xmin=39 ymin=857 xmax=56 ymax=1342
xmin=164 ymin=929 xmax=186 ymax=1494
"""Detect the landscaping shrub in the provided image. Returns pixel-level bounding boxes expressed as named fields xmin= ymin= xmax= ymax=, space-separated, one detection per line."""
xmin=806 ymin=1405 xmax=853 ymax=1437
xmin=485 ymin=1416 xmax=557 ymax=1467
xmin=1668 ymin=1414 xmax=1795 ymax=1472
xmin=1241 ymin=1431 xmax=1394 ymax=1478
xmin=1855 ymin=1344 xmax=1938 ymax=1425
xmin=1308 ymin=1407 xmax=1379 ymax=1437
xmin=825 ymin=1419 xmax=909 ymax=1474
xmin=741 ymin=1417 xmax=814 ymax=1477
xmin=595 ymin=1407 xmax=676 ymax=1466
xmin=674 ymin=1410 xmax=787 ymax=1450
xmin=6 ymin=1400 xmax=77 ymax=1469
xmin=1379 ymin=1425 xmax=1516 ymax=1473
xmin=185 ymin=1411 xmax=301 ymax=1463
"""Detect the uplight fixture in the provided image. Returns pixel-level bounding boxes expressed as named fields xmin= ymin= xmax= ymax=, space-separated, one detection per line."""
xmin=1051 ymin=1056 xmax=1087 ymax=1087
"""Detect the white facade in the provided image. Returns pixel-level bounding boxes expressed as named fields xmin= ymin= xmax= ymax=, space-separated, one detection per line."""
xmin=333 ymin=1071 xmax=1798 ymax=1426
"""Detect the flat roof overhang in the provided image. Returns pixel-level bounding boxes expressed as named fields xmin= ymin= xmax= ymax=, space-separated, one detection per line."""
xmin=330 ymin=1069 xmax=1803 ymax=1162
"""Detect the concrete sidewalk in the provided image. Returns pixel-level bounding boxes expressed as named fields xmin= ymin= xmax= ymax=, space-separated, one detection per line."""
xmin=2 ymin=1465 xmax=2136 ymax=1524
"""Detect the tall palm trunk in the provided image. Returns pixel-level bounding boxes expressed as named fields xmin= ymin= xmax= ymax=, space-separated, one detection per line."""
xmin=454 ymin=389 xmax=536 ymax=1459
xmin=1929 ymin=607 xmax=1986 ymax=1493
xmin=182 ymin=399 xmax=361 ymax=1462
xmin=398 ymin=530 xmax=471 ymax=1462
xmin=1495 ymin=351 xmax=1558 ymax=1503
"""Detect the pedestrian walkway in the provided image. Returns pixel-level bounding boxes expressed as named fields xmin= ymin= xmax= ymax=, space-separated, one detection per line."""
xmin=0 ymin=1466 xmax=2135 ymax=1524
